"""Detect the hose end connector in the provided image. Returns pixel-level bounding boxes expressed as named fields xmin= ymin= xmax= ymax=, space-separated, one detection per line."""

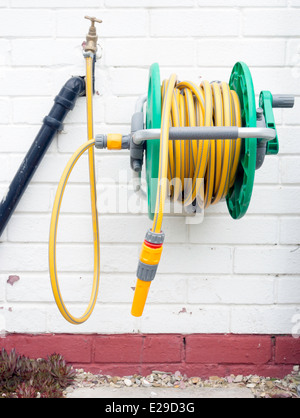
xmin=131 ymin=230 xmax=165 ymax=317
xmin=95 ymin=133 xmax=130 ymax=150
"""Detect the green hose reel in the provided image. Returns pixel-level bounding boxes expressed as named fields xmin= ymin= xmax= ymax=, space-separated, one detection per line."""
xmin=146 ymin=63 xmax=161 ymax=221
xmin=227 ymin=61 xmax=257 ymax=220
xmin=145 ymin=62 xmax=282 ymax=221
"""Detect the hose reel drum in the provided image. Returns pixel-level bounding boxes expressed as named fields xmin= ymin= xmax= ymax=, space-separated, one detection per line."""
xmin=132 ymin=61 xmax=289 ymax=222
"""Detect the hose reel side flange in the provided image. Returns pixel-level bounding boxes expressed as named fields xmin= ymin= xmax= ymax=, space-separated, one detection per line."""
xmin=227 ymin=61 xmax=257 ymax=220
xmin=146 ymin=63 xmax=161 ymax=220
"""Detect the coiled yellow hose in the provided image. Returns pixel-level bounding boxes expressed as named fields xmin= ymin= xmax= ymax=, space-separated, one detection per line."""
xmin=154 ymin=75 xmax=242 ymax=233
xmin=131 ymin=74 xmax=242 ymax=316
xmin=49 ymin=56 xmax=100 ymax=325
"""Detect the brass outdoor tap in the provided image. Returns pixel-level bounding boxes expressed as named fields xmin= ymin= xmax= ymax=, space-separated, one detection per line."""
xmin=84 ymin=16 xmax=102 ymax=53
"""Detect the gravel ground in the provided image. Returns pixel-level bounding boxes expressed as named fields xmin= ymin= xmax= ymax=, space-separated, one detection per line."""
xmin=65 ymin=365 xmax=300 ymax=399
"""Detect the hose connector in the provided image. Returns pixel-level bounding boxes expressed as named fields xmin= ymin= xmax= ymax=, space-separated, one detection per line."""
xmin=95 ymin=134 xmax=130 ymax=150
xmin=131 ymin=230 xmax=165 ymax=317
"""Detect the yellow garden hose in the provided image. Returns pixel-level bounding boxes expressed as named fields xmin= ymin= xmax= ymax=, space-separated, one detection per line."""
xmin=49 ymin=56 xmax=100 ymax=324
xmin=131 ymin=75 xmax=242 ymax=317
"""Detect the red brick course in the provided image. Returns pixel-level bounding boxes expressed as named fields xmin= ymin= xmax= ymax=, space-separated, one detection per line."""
xmin=94 ymin=335 xmax=143 ymax=363
xmin=142 ymin=335 xmax=183 ymax=363
xmin=1 ymin=333 xmax=299 ymax=378
xmin=185 ymin=334 xmax=272 ymax=364
xmin=275 ymin=336 xmax=300 ymax=364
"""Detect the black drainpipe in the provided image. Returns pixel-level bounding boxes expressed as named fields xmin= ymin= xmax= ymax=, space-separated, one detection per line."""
xmin=0 ymin=76 xmax=86 ymax=238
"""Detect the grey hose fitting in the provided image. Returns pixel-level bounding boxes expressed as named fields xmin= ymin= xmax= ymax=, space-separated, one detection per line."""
xmin=95 ymin=134 xmax=130 ymax=150
xmin=95 ymin=134 xmax=107 ymax=149
xmin=136 ymin=229 xmax=165 ymax=282
xmin=130 ymin=111 xmax=144 ymax=172
xmin=136 ymin=262 xmax=158 ymax=282
xmin=145 ymin=229 xmax=165 ymax=245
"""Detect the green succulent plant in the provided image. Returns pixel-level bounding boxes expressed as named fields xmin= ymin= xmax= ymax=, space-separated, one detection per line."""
xmin=0 ymin=349 xmax=76 ymax=398
xmin=48 ymin=353 xmax=76 ymax=388
xmin=0 ymin=348 xmax=18 ymax=380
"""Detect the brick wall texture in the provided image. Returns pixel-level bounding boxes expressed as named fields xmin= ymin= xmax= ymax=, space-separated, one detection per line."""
xmin=0 ymin=0 xmax=299 ymax=337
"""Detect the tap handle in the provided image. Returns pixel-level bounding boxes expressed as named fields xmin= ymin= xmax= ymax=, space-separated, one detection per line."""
xmin=84 ymin=16 xmax=103 ymax=27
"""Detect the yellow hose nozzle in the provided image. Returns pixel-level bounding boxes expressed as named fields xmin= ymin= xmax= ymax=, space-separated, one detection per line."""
xmin=131 ymin=237 xmax=164 ymax=317
xmin=131 ymin=279 xmax=151 ymax=317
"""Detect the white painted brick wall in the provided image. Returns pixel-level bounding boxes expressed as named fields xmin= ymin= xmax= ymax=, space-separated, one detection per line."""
xmin=0 ymin=0 xmax=299 ymax=335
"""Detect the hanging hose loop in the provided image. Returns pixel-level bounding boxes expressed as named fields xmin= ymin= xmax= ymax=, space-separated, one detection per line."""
xmin=49 ymin=139 xmax=99 ymax=325
xmin=49 ymin=56 xmax=99 ymax=325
